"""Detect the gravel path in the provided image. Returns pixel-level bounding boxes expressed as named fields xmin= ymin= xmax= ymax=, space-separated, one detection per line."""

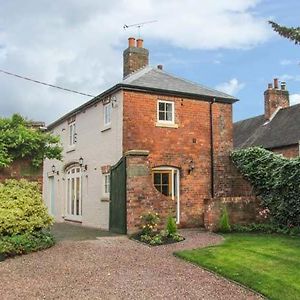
xmin=0 ymin=229 xmax=262 ymax=300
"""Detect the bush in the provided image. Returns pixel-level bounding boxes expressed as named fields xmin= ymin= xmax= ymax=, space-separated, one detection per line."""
xmin=166 ymin=216 xmax=177 ymax=235
xmin=218 ymin=207 xmax=231 ymax=232
xmin=231 ymin=147 xmax=300 ymax=227
xmin=140 ymin=212 xmax=159 ymax=235
xmin=136 ymin=212 xmax=184 ymax=246
xmin=232 ymin=223 xmax=300 ymax=236
xmin=0 ymin=230 xmax=55 ymax=258
xmin=0 ymin=179 xmax=53 ymax=236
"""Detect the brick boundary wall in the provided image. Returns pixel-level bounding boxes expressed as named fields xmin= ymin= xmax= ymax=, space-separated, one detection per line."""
xmin=125 ymin=150 xmax=176 ymax=234
xmin=0 ymin=159 xmax=43 ymax=187
xmin=204 ymin=196 xmax=261 ymax=231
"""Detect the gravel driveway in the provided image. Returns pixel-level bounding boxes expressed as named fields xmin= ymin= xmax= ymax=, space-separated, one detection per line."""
xmin=0 ymin=229 xmax=261 ymax=300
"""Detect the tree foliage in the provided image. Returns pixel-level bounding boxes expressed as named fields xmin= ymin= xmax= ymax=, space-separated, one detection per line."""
xmin=0 ymin=114 xmax=62 ymax=168
xmin=231 ymin=147 xmax=300 ymax=227
xmin=269 ymin=21 xmax=300 ymax=45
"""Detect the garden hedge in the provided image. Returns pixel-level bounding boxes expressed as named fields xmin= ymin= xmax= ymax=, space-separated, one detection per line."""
xmin=231 ymin=147 xmax=300 ymax=227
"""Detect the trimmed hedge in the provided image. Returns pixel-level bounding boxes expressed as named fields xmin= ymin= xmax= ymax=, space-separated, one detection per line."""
xmin=0 ymin=179 xmax=53 ymax=235
xmin=231 ymin=147 xmax=300 ymax=227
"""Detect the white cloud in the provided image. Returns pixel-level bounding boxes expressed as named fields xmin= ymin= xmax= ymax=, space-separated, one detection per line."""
xmin=290 ymin=94 xmax=300 ymax=106
xmin=279 ymin=74 xmax=300 ymax=82
xmin=215 ymin=78 xmax=245 ymax=96
xmin=0 ymin=0 xmax=270 ymax=123
xmin=280 ymin=59 xmax=292 ymax=66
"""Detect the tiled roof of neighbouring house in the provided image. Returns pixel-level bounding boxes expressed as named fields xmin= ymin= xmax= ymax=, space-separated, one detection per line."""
xmin=48 ymin=66 xmax=237 ymax=129
xmin=233 ymin=103 xmax=300 ymax=149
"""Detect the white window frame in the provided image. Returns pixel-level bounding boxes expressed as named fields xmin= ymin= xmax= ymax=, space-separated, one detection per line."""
xmin=157 ymin=100 xmax=175 ymax=124
xmin=103 ymin=174 xmax=110 ymax=196
xmin=103 ymin=103 xmax=112 ymax=127
xmin=152 ymin=166 xmax=180 ymax=224
xmin=65 ymin=166 xmax=82 ymax=222
xmin=69 ymin=122 xmax=76 ymax=146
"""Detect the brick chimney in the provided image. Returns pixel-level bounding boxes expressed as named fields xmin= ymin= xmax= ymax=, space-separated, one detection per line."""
xmin=123 ymin=37 xmax=149 ymax=78
xmin=264 ymin=78 xmax=289 ymax=120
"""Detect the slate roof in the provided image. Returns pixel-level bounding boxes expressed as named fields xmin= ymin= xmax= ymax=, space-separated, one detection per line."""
xmin=233 ymin=103 xmax=300 ymax=149
xmin=122 ymin=66 xmax=237 ymax=101
xmin=48 ymin=66 xmax=237 ymax=129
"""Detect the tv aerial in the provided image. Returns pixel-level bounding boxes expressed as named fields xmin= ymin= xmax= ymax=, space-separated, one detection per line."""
xmin=123 ymin=20 xmax=157 ymax=37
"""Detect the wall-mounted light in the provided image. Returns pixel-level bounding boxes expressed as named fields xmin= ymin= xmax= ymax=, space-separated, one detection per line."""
xmin=188 ymin=159 xmax=195 ymax=174
xmin=51 ymin=165 xmax=59 ymax=175
xmin=79 ymin=157 xmax=88 ymax=171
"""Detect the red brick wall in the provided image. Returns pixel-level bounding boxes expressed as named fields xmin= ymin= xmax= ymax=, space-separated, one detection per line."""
xmin=123 ymin=90 xmax=233 ymax=227
xmin=126 ymin=152 xmax=176 ymax=234
xmin=0 ymin=159 xmax=43 ymax=186
xmin=204 ymin=196 xmax=261 ymax=231
xmin=272 ymin=144 xmax=299 ymax=158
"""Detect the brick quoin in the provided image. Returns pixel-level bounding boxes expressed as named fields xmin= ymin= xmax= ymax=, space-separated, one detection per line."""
xmin=122 ymin=90 xmax=234 ymax=229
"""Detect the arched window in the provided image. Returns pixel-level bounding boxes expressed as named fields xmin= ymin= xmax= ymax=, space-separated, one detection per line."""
xmin=65 ymin=165 xmax=82 ymax=221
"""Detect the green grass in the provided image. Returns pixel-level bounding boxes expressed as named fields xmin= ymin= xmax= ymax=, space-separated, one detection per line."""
xmin=175 ymin=233 xmax=300 ymax=300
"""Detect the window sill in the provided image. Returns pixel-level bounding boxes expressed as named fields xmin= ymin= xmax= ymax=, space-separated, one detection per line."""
xmin=155 ymin=122 xmax=179 ymax=128
xmin=101 ymin=125 xmax=111 ymax=132
xmin=66 ymin=146 xmax=76 ymax=153
xmin=101 ymin=197 xmax=110 ymax=203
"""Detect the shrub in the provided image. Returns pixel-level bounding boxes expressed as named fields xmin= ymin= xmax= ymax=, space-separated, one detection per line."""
xmin=0 ymin=179 xmax=53 ymax=236
xmin=218 ymin=207 xmax=231 ymax=232
xmin=166 ymin=216 xmax=177 ymax=235
xmin=140 ymin=212 xmax=159 ymax=235
xmin=232 ymin=223 xmax=300 ymax=236
xmin=0 ymin=230 xmax=55 ymax=258
xmin=231 ymin=147 xmax=300 ymax=227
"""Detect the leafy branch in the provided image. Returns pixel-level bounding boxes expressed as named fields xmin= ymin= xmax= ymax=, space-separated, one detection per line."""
xmin=269 ymin=21 xmax=300 ymax=45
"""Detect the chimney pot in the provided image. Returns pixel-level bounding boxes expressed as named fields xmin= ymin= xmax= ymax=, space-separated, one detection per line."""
xmin=128 ymin=37 xmax=135 ymax=48
xmin=274 ymin=78 xmax=279 ymax=89
xmin=281 ymin=81 xmax=286 ymax=90
xmin=268 ymin=83 xmax=273 ymax=89
xmin=136 ymin=38 xmax=143 ymax=48
xmin=157 ymin=64 xmax=163 ymax=70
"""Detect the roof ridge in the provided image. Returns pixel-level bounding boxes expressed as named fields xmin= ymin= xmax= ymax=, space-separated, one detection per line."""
xmin=234 ymin=114 xmax=264 ymax=125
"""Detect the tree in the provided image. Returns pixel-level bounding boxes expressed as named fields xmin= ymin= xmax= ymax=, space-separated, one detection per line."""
xmin=269 ymin=21 xmax=300 ymax=45
xmin=0 ymin=114 xmax=62 ymax=168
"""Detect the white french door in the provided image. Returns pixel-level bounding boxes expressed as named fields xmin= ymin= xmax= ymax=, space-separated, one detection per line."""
xmin=66 ymin=166 xmax=82 ymax=221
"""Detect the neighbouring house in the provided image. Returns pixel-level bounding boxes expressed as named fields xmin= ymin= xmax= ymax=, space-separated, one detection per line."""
xmin=0 ymin=121 xmax=45 ymax=185
xmin=44 ymin=37 xmax=256 ymax=234
xmin=234 ymin=78 xmax=300 ymax=158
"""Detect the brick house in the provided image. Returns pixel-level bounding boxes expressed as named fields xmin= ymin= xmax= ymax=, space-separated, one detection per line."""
xmin=234 ymin=78 xmax=300 ymax=158
xmin=43 ymin=37 xmax=252 ymax=234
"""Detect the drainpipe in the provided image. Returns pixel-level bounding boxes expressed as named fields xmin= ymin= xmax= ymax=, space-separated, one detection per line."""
xmin=210 ymin=98 xmax=215 ymax=198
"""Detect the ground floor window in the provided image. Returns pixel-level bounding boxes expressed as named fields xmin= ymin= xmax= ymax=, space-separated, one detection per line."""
xmin=152 ymin=167 xmax=180 ymax=223
xmin=66 ymin=166 xmax=82 ymax=221
xmin=104 ymin=174 xmax=110 ymax=195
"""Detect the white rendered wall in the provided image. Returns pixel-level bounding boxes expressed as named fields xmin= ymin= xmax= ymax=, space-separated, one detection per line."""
xmin=43 ymin=91 xmax=123 ymax=229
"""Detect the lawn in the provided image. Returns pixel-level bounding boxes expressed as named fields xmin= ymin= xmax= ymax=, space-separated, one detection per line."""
xmin=175 ymin=233 xmax=300 ymax=300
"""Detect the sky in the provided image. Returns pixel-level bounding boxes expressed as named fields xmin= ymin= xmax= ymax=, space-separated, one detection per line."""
xmin=0 ymin=0 xmax=299 ymax=124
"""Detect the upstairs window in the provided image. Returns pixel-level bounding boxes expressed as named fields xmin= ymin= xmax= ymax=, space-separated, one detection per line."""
xmin=157 ymin=100 xmax=174 ymax=124
xmin=104 ymin=103 xmax=112 ymax=126
xmin=69 ymin=122 xmax=76 ymax=146
xmin=104 ymin=174 xmax=110 ymax=195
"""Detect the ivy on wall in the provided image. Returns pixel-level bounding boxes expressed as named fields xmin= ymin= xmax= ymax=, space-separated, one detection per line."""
xmin=231 ymin=147 xmax=300 ymax=227
xmin=0 ymin=114 xmax=62 ymax=168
